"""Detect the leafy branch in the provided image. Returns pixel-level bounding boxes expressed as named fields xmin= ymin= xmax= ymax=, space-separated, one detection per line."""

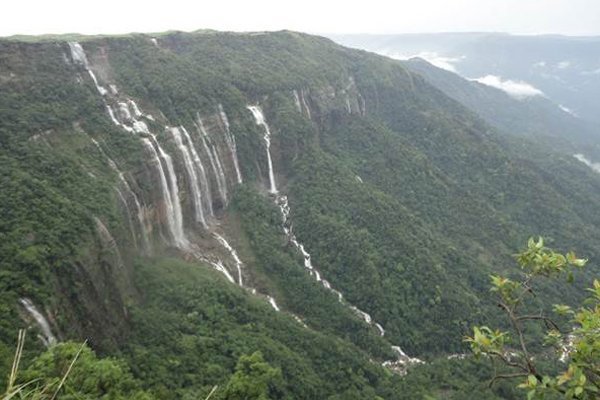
xmin=465 ymin=237 xmax=599 ymax=399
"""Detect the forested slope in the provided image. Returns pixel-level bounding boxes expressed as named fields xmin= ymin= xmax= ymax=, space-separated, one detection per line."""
xmin=1 ymin=30 xmax=598 ymax=398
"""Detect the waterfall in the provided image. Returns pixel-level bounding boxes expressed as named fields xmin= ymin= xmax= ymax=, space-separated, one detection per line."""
xmin=142 ymin=137 xmax=187 ymax=248
xmin=213 ymin=233 xmax=244 ymax=286
xmin=277 ymin=195 xmax=423 ymax=365
xmin=128 ymin=99 xmax=143 ymax=118
xmin=300 ymin=90 xmax=312 ymax=119
xmin=180 ymin=126 xmax=214 ymax=218
xmin=19 ymin=298 xmax=57 ymax=347
xmin=345 ymin=96 xmax=353 ymax=114
xmin=267 ymin=296 xmax=280 ymax=312
xmin=196 ymin=117 xmax=228 ymax=203
xmin=218 ymin=105 xmax=243 ymax=184
xmin=246 ymin=105 xmax=277 ymax=194
xmin=68 ymin=42 xmax=107 ymax=96
xmin=116 ymin=188 xmax=137 ymax=249
xmin=292 ymin=90 xmax=302 ymax=113
xmin=208 ymin=260 xmax=236 ymax=284
xmin=276 ymin=195 xmax=388 ymax=336
xmin=106 ymin=105 xmax=122 ymax=127
xmin=118 ymin=102 xmax=133 ymax=122
xmin=170 ymin=127 xmax=208 ymax=227
xmin=91 ymin=138 xmax=150 ymax=252
xmin=94 ymin=217 xmax=125 ymax=269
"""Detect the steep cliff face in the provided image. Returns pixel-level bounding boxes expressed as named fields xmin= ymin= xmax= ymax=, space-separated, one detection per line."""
xmin=2 ymin=30 xmax=600 ymax=397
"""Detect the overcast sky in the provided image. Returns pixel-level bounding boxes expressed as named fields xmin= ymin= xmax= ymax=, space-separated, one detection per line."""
xmin=2 ymin=0 xmax=600 ymax=37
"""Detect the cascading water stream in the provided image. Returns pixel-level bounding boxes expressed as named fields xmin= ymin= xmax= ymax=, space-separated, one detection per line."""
xmin=278 ymin=195 xmax=423 ymax=367
xmin=246 ymin=105 xmax=420 ymax=366
xmin=142 ymin=137 xmax=187 ymax=248
xmin=267 ymin=296 xmax=280 ymax=311
xmin=218 ymin=105 xmax=243 ymax=184
xmin=213 ymin=233 xmax=244 ymax=286
xmin=246 ymin=105 xmax=277 ymax=194
xmin=19 ymin=298 xmax=57 ymax=347
xmin=300 ymin=90 xmax=312 ymax=119
xmin=180 ymin=126 xmax=214 ymax=218
xmin=170 ymin=127 xmax=208 ymax=227
xmin=91 ymin=138 xmax=150 ymax=252
xmin=68 ymin=42 xmax=107 ymax=96
xmin=196 ymin=117 xmax=228 ymax=204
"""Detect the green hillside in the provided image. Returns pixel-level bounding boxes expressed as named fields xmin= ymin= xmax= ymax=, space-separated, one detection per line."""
xmin=1 ymin=30 xmax=598 ymax=398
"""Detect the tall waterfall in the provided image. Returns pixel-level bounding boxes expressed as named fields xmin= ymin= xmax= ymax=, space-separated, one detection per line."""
xmin=214 ymin=233 xmax=244 ymax=286
xmin=180 ymin=126 xmax=214 ymax=218
xmin=218 ymin=105 xmax=243 ymax=184
xmin=196 ymin=117 xmax=228 ymax=203
xmin=300 ymin=90 xmax=312 ymax=119
xmin=142 ymin=137 xmax=187 ymax=248
xmin=19 ymin=298 xmax=57 ymax=347
xmin=246 ymin=105 xmax=277 ymax=194
xmin=170 ymin=127 xmax=208 ymax=227
xmin=91 ymin=138 xmax=150 ymax=252
xmin=68 ymin=42 xmax=107 ymax=96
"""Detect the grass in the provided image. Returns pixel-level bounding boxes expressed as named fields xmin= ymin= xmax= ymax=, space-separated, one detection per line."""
xmin=1 ymin=330 xmax=84 ymax=400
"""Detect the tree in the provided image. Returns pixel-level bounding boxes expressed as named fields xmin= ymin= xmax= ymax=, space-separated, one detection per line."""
xmin=221 ymin=352 xmax=282 ymax=400
xmin=2 ymin=331 xmax=153 ymax=400
xmin=465 ymin=237 xmax=599 ymax=398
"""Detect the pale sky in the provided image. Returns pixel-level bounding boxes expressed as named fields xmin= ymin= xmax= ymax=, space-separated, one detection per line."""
xmin=2 ymin=0 xmax=600 ymax=37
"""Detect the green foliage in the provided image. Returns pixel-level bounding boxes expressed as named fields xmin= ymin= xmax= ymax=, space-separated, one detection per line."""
xmin=1 ymin=331 xmax=151 ymax=400
xmin=467 ymin=238 xmax=599 ymax=399
xmin=220 ymin=352 xmax=282 ymax=400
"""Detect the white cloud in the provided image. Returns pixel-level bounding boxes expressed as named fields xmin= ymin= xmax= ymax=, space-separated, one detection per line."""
xmin=533 ymin=61 xmax=547 ymax=68
xmin=1 ymin=0 xmax=600 ymax=37
xmin=383 ymin=51 xmax=464 ymax=72
xmin=556 ymin=61 xmax=571 ymax=69
xmin=581 ymin=67 xmax=600 ymax=75
xmin=471 ymin=75 xmax=545 ymax=99
xmin=574 ymin=154 xmax=600 ymax=174
xmin=558 ymin=104 xmax=578 ymax=117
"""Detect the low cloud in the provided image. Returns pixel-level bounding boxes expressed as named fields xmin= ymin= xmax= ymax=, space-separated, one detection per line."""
xmin=574 ymin=154 xmax=600 ymax=174
xmin=382 ymin=50 xmax=464 ymax=72
xmin=558 ymin=104 xmax=578 ymax=117
xmin=471 ymin=75 xmax=545 ymax=99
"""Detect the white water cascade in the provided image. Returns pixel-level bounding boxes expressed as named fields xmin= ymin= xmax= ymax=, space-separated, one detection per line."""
xmin=246 ymin=105 xmax=277 ymax=194
xmin=91 ymin=138 xmax=151 ymax=252
xmin=68 ymin=42 xmax=107 ymax=96
xmin=213 ymin=233 xmax=244 ymax=286
xmin=170 ymin=127 xmax=208 ymax=227
xmin=218 ymin=105 xmax=243 ymax=184
xmin=142 ymin=137 xmax=188 ymax=248
xmin=180 ymin=126 xmax=214 ymax=218
xmin=208 ymin=260 xmax=236 ymax=284
xmin=196 ymin=117 xmax=228 ymax=204
xmin=267 ymin=296 xmax=280 ymax=311
xmin=277 ymin=195 xmax=424 ymax=367
xmin=300 ymin=90 xmax=312 ymax=119
xmin=19 ymin=298 xmax=57 ymax=347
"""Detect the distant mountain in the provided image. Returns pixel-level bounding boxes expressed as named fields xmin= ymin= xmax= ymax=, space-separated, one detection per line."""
xmin=402 ymin=57 xmax=600 ymax=158
xmin=329 ymin=33 xmax=600 ymax=126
